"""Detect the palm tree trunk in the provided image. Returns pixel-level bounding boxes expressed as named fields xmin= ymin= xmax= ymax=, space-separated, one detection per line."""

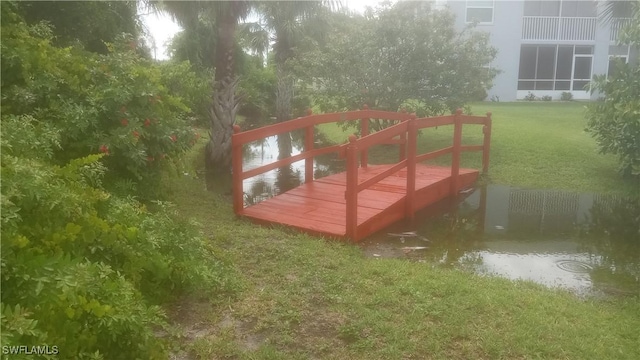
xmin=206 ymin=77 xmax=240 ymax=175
xmin=206 ymin=11 xmax=239 ymax=182
xmin=276 ymin=62 xmax=294 ymax=158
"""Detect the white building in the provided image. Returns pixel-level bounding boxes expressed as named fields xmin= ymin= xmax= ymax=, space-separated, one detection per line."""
xmin=445 ymin=0 xmax=638 ymax=101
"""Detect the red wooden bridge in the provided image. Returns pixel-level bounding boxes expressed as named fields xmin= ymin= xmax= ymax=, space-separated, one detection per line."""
xmin=232 ymin=107 xmax=492 ymax=242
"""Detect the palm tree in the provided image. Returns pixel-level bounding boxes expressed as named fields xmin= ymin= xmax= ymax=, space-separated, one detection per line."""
xmin=150 ymin=1 xmax=251 ymax=179
xmin=254 ymin=1 xmax=333 ymax=156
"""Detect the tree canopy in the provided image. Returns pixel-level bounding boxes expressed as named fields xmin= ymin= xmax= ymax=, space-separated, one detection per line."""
xmin=294 ymin=1 xmax=498 ymax=116
xmin=587 ymin=3 xmax=640 ymax=178
xmin=14 ymin=0 xmax=142 ymax=54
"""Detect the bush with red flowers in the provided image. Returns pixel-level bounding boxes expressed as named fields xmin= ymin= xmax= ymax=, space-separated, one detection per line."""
xmin=2 ymin=22 xmax=206 ymax=198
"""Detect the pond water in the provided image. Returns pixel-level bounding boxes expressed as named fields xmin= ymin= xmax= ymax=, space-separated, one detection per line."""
xmin=241 ymin=134 xmax=344 ymax=206
xmin=240 ymin=136 xmax=639 ymax=297
xmin=362 ymin=185 xmax=640 ymax=297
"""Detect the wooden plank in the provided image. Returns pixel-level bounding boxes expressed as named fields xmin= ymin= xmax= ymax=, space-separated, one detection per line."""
xmin=285 ymin=183 xmax=402 ymax=210
xmin=240 ymin=162 xmax=480 ymax=242
xmin=242 ymin=206 xmax=345 ymax=236
xmin=356 ymin=200 xmax=406 ymax=241
xmin=234 ymin=110 xmax=412 ymax=145
xmin=460 ymin=145 xmax=484 ymax=153
xmin=482 ymin=114 xmax=492 ymax=173
xmin=415 ymin=115 xmax=454 ymax=129
xmin=459 ymin=114 xmax=488 ymax=125
xmin=415 ymin=147 xmax=453 ymax=162
xmin=354 ymin=121 xmax=408 ymax=151
xmin=305 ymin=126 xmax=314 ymax=183
xmin=356 ymin=160 xmax=407 ymax=193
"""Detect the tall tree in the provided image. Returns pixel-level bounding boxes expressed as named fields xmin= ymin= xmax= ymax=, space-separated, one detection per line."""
xmin=155 ymin=1 xmax=251 ymax=178
xmin=296 ymin=1 xmax=497 ymax=120
xmin=256 ymin=1 xmax=331 ymax=156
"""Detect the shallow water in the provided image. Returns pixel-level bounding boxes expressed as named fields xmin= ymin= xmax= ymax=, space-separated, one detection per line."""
xmin=362 ymin=185 xmax=640 ymax=297
xmin=239 ymin=137 xmax=639 ymax=296
xmin=240 ymin=134 xmax=344 ymax=206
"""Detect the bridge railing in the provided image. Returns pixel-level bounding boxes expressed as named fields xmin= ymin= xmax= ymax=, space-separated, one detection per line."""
xmin=343 ymin=109 xmax=492 ymax=239
xmin=232 ymin=106 xmax=491 ymax=241
xmin=231 ymin=107 xmax=412 ymax=214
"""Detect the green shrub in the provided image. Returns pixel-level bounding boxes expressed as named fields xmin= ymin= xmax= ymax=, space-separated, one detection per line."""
xmin=540 ymin=95 xmax=552 ymax=101
xmin=561 ymin=92 xmax=573 ymax=101
xmin=524 ymin=92 xmax=537 ymax=101
xmin=1 ymin=10 xmax=202 ymax=199
xmin=1 ymin=113 xmax=238 ymax=359
xmin=586 ymin=11 xmax=640 ymax=178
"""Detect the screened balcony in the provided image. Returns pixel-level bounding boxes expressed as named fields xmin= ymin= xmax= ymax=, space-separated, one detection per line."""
xmin=522 ymin=16 xmax=596 ymax=41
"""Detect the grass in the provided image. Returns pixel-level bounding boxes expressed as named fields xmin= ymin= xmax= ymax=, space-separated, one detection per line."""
xmin=319 ymin=102 xmax=639 ymax=195
xmin=163 ymin=117 xmax=640 ymax=359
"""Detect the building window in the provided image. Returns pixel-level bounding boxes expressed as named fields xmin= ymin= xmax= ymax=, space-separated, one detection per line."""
xmin=523 ymin=1 xmax=596 ymax=17
xmin=517 ymin=45 xmax=593 ymax=91
xmin=466 ymin=0 xmax=494 ymax=24
xmin=607 ymin=56 xmax=628 ymax=78
xmin=524 ymin=1 xmax=560 ymax=17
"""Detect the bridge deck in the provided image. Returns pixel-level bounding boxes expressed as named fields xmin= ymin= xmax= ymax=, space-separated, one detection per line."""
xmin=240 ymin=164 xmax=479 ymax=241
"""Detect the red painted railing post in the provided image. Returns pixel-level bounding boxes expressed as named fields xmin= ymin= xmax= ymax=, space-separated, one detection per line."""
xmin=232 ymin=124 xmax=244 ymax=214
xmin=345 ymin=135 xmax=359 ymax=241
xmin=399 ymin=108 xmax=407 ymax=162
xmin=360 ymin=104 xmax=369 ymax=168
xmin=482 ymin=112 xmax=492 ymax=174
xmin=450 ymin=109 xmax=463 ymax=196
xmin=305 ymin=108 xmax=314 ymax=183
xmin=405 ymin=114 xmax=418 ymax=220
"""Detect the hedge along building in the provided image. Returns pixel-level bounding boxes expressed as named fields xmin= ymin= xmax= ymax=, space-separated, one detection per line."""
xmin=444 ymin=0 xmax=637 ymax=101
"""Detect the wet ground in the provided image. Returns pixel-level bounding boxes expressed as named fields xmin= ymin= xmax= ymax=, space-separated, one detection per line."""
xmin=238 ymin=135 xmax=639 ymax=297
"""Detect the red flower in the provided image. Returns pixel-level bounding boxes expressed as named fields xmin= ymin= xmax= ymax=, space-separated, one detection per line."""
xmin=170 ymin=134 xmax=177 ymax=142
xmin=120 ymin=118 xmax=129 ymax=126
xmin=99 ymin=145 xmax=109 ymax=155
xmin=132 ymin=130 xmax=140 ymax=138
xmin=144 ymin=119 xmax=151 ymax=127
xmin=147 ymin=156 xmax=154 ymax=162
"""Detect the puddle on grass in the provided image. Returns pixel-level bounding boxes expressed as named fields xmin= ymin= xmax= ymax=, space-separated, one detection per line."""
xmin=362 ymin=185 xmax=640 ymax=297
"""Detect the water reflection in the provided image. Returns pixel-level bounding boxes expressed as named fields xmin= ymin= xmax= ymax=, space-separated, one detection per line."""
xmin=363 ymin=185 xmax=640 ymax=297
xmin=241 ymin=135 xmax=344 ymax=207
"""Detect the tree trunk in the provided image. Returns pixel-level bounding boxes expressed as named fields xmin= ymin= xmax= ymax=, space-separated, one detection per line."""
xmin=206 ymin=11 xmax=239 ymax=186
xmin=206 ymin=77 xmax=240 ymax=178
xmin=275 ymin=62 xmax=294 ymax=159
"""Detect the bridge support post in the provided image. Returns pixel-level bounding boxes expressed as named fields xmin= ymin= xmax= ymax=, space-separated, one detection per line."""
xmin=399 ymin=109 xmax=407 ymax=162
xmin=232 ymin=125 xmax=243 ymax=215
xmin=305 ymin=108 xmax=314 ymax=183
xmin=405 ymin=114 xmax=418 ymax=220
xmin=345 ymin=135 xmax=359 ymax=241
xmin=360 ymin=105 xmax=369 ymax=169
xmin=450 ymin=109 xmax=463 ymax=196
xmin=482 ymin=112 xmax=492 ymax=174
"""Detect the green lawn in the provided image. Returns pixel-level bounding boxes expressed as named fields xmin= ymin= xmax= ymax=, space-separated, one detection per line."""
xmin=163 ymin=113 xmax=640 ymax=359
xmin=320 ymin=102 xmax=638 ymax=195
